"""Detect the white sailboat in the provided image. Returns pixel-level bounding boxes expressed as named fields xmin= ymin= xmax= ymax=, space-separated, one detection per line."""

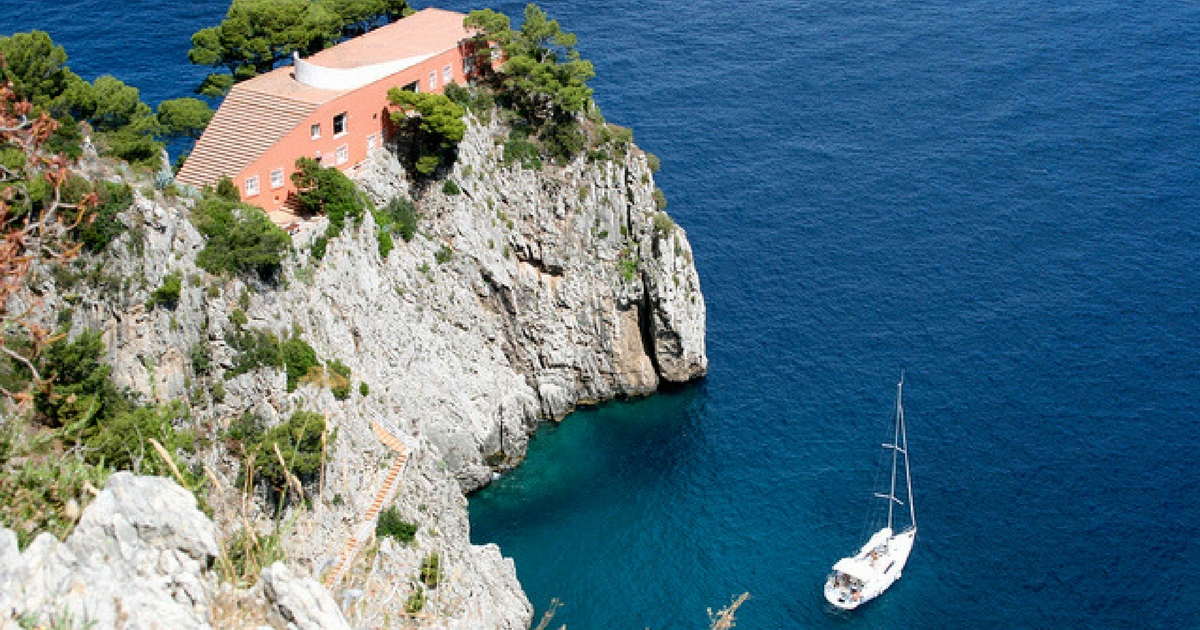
xmin=824 ymin=375 xmax=917 ymax=610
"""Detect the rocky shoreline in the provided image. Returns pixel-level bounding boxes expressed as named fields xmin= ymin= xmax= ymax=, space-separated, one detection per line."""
xmin=2 ymin=112 xmax=705 ymax=628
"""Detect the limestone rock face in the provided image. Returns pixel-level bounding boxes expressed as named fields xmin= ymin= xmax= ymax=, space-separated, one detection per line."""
xmin=21 ymin=114 xmax=706 ymax=629
xmin=0 ymin=473 xmax=219 ymax=630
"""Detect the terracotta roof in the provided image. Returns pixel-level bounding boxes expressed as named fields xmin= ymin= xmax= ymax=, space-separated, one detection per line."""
xmin=176 ymin=8 xmax=470 ymax=188
xmin=306 ymin=8 xmax=471 ymax=70
xmin=176 ymin=86 xmax=317 ymax=188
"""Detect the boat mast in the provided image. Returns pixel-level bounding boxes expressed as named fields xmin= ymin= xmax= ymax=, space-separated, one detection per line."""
xmin=886 ymin=376 xmax=902 ymax=531
xmin=899 ymin=376 xmax=916 ymax=529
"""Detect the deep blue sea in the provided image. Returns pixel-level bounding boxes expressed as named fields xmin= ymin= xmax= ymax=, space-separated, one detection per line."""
xmin=5 ymin=0 xmax=1199 ymax=627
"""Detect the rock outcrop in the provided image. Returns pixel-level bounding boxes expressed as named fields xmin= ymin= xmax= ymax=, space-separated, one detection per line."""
xmin=10 ymin=112 xmax=706 ymax=628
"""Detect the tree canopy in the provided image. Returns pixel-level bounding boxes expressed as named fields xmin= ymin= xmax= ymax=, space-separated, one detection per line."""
xmin=189 ymin=0 xmax=412 ymax=96
xmin=464 ymin=4 xmax=594 ymax=124
xmin=387 ymin=89 xmax=465 ymax=175
xmin=156 ymin=98 xmax=215 ymax=139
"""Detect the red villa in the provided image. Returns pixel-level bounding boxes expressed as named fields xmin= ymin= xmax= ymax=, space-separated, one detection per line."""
xmin=177 ymin=8 xmax=477 ymax=222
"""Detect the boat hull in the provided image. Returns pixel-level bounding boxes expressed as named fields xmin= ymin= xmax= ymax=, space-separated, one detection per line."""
xmin=824 ymin=527 xmax=916 ymax=610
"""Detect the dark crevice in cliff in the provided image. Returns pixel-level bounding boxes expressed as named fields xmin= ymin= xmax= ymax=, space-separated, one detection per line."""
xmin=638 ymin=272 xmax=662 ymax=378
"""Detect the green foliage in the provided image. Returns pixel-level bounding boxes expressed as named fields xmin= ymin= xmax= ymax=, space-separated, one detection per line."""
xmin=466 ymin=4 xmax=595 ymax=125
xmin=434 ymin=244 xmax=453 ymax=265
xmin=420 ymin=552 xmax=442 ymax=588
xmin=188 ymin=0 xmax=411 ymax=95
xmin=156 ymin=98 xmax=214 ymax=139
xmin=652 ymin=211 xmax=675 ymax=238
xmin=225 ymin=328 xmax=284 ymax=379
xmin=326 ymin=359 xmax=351 ymax=400
xmin=215 ymin=176 xmax=241 ymax=201
xmin=310 ymin=235 xmax=328 ymax=261
xmin=291 ymin=157 xmax=366 ymax=235
xmin=221 ymin=525 xmax=284 ymax=587
xmin=405 ymin=587 xmax=426 ymax=614
xmin=618 ymin=249 xmax=639 ymax=282
xmin=441 ymin=179 xmax=461 ymax=195
xmin=189 ymin=342 xmax=212 ymax=375
xmin=251 ymin=410 xmax=328 ymax=490
xmin=645 ymin=151 xmax=661 ymax=173
xmin=376 ymin=227 xmax=394 ymax=259
xmin=359 ymin=382 xmax=369 ymax=397
xmin=35 ymin=331 xmax=125 ymax=433
xmin=388 ymin=89 xmax=466 ymax=175
xmin=0 ymin=31 xmax=74 ymax=107
xmin=539 ymin=117 xmax=584 ymax=164
xmin=376 ymin=505 xmax=416 ymax=544
xmin=375 ymin=197 xmax=418 ymax=242
xmin=75 ymin=181 xmax=131 ymax=253
xmin=148 ymin=271 xmax=183 ymax=310
xmin=193 ymin=198 xmax=291 ymax=280
xmin=653 ymin=187 xmax=668 ymax=211
xmin=280 ymin=335 xmax=319 ymax=392
xmin=502 ymin=128 xmax=542 ymax=170
xmin=85 ymin=402 xmax=196 ymax=477
xmin=0 ymin=425 xmax=111 ymax=549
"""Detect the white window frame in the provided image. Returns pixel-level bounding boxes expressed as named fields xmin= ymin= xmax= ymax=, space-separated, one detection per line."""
xmin=270 ymin=168 xmax=285 ymax=189
xmin=333 ymin=112 xmax=348 ymax=137
xmin=443 ymin=64 xmax=452 ymax=83
xmin=429 ymin=71 xmax=436 ymax=90
xmin=311 ymin=123 xmax=321 ymax=139
xmin=245 ymin=175 xmax=260 ymax=197
xmin=335 ymin=144 xmax=349 ymax=166
xmin=366 ymin=133 xmax=378 ymax=151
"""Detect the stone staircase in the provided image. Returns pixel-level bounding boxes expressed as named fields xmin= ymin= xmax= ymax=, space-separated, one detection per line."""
xmin=323 ymin=420 xmax=409 ymax=589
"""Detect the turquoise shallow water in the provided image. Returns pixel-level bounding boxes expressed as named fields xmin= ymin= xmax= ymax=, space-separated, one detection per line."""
xmin=4 ymin=0 xmax=1199 ymax=627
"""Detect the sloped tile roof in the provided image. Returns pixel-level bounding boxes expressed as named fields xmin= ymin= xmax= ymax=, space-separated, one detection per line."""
xmin=176 ymin=8 xmax=470 ymax=189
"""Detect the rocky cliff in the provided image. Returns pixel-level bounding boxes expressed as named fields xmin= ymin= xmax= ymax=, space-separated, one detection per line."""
xmin=5 ymin=112 xmax=706 ymax=628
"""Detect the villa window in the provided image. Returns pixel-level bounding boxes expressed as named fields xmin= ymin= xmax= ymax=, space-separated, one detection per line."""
xmin=270 ymin=168 xmax=285 ymax=189
xmin=333 ymin=112 xmax=347 ymax=136
xmin=463 ymin=57 xmax=475 ymax=76
xmin=311 ymin=123 xmax=321 ymax=139
xmin=443 ymin=65 xmax=452 ymax=83
xmin=367 ymin=133 xmax=378 ymax=151
xmin=245 ymin=175 xmax=260 ymax=197
xmin=428 ymin=71 xmax=436 ymax=90
xmin=336 ymin=144 xmax=349 ymax=165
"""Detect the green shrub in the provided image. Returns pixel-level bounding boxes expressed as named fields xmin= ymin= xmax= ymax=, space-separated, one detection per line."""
xmin=540 ymin=117 xmax=585 ymax=164
xmin=291 ymin=157 xmax=366 ymax=235
xmin=377 ymin=197 xmax=419 ymax=242
xmin=376 ymin=505 xmax=417 ymax=544
xmin=251 ymin=410 xmax=328 ymax=491
xmin=652 ymin=188 xmax=667 ymax=211
xmin=189 ymin=342 xmax=211 ymax=374
xmin=326 ymin=359 xmax=351 ymax=401
xmin=311 ymin=235 xmax=328 ymax=262
xmin=0 ymin=425 xmax=111 ymax=548
xmin=35 ymin=330 xmax=126 ymax=431
xmin=280 ymin=335 xmax=319 ymax=392
xmin=441 ymin=179 xmax=461 ymax=195
xmin=215 ymin=175 xmax=240 ymax=202
xmin=225 ymin=328 xmax=283 ymax=380
xmin=405 ymin=587 xmax=425 ymax=614
xmin=193 ymin=198 xmax=290 ymax=280
xmin=76 ymin=181 xmax=131 ymax=253
xmin=652 ymin=212 xmax=675 ymax=238
xmin=359 ymin=382 xmax=369 ymax=397
xmin=420 ymin=552 xmax=442 ymax=588
xmin=147 ymin=271 xmax=182 ymax=310
xmin=503 ymin=129 xmax=542 ymax=170
xmin=434 ymin=244 xmax=453 ymax=265
xmin=376 ymin=227 xmax=394 ymax=259
xmin=645 ymin=151 xmax=661 ymax=173
xmin=85 ymin=402 xmax=196 ymax=477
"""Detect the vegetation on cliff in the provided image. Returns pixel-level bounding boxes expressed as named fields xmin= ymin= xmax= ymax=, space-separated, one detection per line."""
xmin=187 ymin=0 xmax=414 ymax=96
